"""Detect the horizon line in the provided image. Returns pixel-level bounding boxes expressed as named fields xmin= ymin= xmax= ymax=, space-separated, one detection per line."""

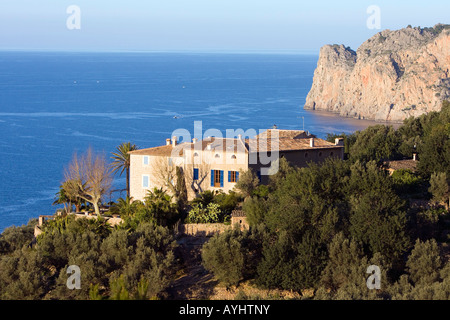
xmin=0 ymin=48 xmax=320 ymax=55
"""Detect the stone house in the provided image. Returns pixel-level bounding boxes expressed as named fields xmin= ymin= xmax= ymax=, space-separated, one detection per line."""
xmin=128 ymin=129 xmax=344 ymax=202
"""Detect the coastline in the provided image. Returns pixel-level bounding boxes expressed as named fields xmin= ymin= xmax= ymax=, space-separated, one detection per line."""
xmin=303 ymin=108 xmax=403 ymax=129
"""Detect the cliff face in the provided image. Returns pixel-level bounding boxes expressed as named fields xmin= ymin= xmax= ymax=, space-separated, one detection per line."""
xmin=304 ymin=25 xmax=450 ymax=122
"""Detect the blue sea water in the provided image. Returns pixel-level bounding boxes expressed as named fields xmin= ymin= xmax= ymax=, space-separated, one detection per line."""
xmin=0 ymin=51 xmax=377 ymax=232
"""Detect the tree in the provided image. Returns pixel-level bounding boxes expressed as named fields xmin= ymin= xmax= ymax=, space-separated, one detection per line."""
xmin=144 ymin=188 xmax=179 ymax=227
xmin=242 ymin=196 xmax=268 ymax=226
xmin=262 ymin=158 xmax=351 ymax=240
xmin=391 ymin=169 xmax=422 ymax=195
xmin=406 ymin=239 xmax=442 ymax=286
xmin=109 ymin=196 xmax=143 ymax=218
xmin=151 ymin=156 xmax=178 ymax=198
xmin=175 ymin=166 xmax=188 ymax=210
xmin=111 ymin=142 xmax=138 ymax=197
xmin=53 ymin=180 xmax=86 ymax=213
xmin=319 ymin=232 xmax=374 ymax=297
xmin=235 ymin=168 xmax=259 ymax=199
xmin=416 ymin=101 xmax=450 ymax=177
xmin=348 ymin=161 xmax=410 ymax=266
xmin=429 ymin=172 xmax=450 ymax=209
xmin=184 ymin=159 xmax=211 ymax=197
xmin=63 ymin=147 xmax=113 ymax=217
xmin=349 ymin=125 xmax=401 ymax=164
xmin=202 ymin=227 xmax=264 ymax=288
xmin=268 ymin=157 xmax=295 ymax=188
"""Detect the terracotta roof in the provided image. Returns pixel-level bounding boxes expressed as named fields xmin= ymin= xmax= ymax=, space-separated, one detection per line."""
xmin=191 ymin=137 xmax=248 ymax=153
xmin=246 ymin=129 xmax=341 ymax=153
xmin=129 ymin=129 xmax=342 ymax=157
xmin=128 ymin=143 xmax=186 ymax=157
xmin=246 ymin=137 xmax=341 ymax=153
xmin=255 ymin=129 xmax=311 ymax=140
xmin=385 ymin=159 xmax=418 ymax=172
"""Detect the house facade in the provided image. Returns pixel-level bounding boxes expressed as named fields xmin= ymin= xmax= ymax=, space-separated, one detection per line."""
xmin=128 ymin=129 xmax=344 ymax=202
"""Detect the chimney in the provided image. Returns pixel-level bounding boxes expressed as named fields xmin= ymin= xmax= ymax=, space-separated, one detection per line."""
xmin=335 ymin=138 xmax=344 ymax=146
xmin=166 ymin=138 xmax=171 ymax=146
xmin=171 ymin=136 xmax=177 ymax=147
xmin=310 ymin=138 xmax=315 ymax=148
xmin=238 ymin=134 xmax=242 ymax=141
xmin=192 ymin=138 xmax=198 ymax=143
xmin=206 ymin=143 xmax=212 ymax=151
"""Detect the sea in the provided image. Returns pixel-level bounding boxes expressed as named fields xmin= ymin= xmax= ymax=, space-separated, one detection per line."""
xmin=0 ymin=51 xmax=379 ymax=232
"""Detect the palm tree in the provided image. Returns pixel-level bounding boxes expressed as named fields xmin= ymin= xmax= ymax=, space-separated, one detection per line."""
xmin=53 ymin=180 xmax=86 ymax=213
xmin=111 ymin=142 xmax=138 ymax=197
xmin=144 ymin=188 xmax=178 ymax=226
xmin=109 ymin=195 xmax=142 ymax=218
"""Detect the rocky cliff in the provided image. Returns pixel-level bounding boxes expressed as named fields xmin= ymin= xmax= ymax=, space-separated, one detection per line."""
xmin=304 ymin=24 xmax=450 ymax=122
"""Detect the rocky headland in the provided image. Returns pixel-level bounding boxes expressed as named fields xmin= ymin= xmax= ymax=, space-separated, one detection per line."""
xmin=304 ymin=24 xmax=450 ymax=122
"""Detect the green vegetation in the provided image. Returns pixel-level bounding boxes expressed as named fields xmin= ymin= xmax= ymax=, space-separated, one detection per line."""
xmin=186 ymin=203 xmax=221 ymax=224
xmin=421 ymin=24 xmax=450 ymax=36
xmin=1 ymin=101 xmax=449 ymax=300
xmin=429 ymin=172 xmax=450 ymax=209
xmin=110 ymin=142 xmax=139 ymax=197
xmin=62 ymin=147 xmax=113 ymax=217
xmin=0 ymin=217 xmax=176 ymax=300
xmin=326 ymin=101 xmax=450 ymax=175
xmin=202 ymin=101 xmax=450 ymax=300
xmin=0 ymin=178 xmax=241 ymax=300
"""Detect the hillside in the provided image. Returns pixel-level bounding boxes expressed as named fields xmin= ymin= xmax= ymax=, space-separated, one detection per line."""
xmin=304 ymin=24 xmax=450 ymax=122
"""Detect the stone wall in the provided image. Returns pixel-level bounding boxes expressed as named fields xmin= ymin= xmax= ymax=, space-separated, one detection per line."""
xmin=177 ymin=223 xmax=232 ymax=237
xmin=34 ymin=213 xmax=124 ymax=237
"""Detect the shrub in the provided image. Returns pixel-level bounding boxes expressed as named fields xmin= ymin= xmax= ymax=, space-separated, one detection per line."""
xmin=235 ymin=169 xmax=260 ymax=198
xmin=186 ymin=203 xmax=221 ymax=224
xmin=0 ymin=216 xmax=177 ymax=300
xmin=391 ymin=169 xmax=422 ymax=195
xmin=406 ymin=239 xmax=442 ymax=286
xmin=202 ymin=227 xmax=265 ymax=287
xmin=0 ymin=219 xmax=36 ymax=254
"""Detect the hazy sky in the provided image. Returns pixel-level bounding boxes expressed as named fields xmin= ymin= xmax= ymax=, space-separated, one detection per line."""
xmin=0 ymin=0 xmax=449 ymax=53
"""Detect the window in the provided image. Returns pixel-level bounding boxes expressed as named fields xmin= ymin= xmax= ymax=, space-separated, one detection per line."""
xmin=142 ymin=175 xmax=149 ymax=188
xmin=143 ymin=156 xmax=149 ymax=166
xmin=193 ymin=152 xmax=199 ymax=157
xmin=330 ymin=152 xmax=334 ymax=157
xmin=193 ymin=168 xmax=199 ymax=180
xmin=305 ymin=152 xmax=309 ymax=158
xmin=210 ymin=170 xmax=224 ymax=188
xmin=318 ymin=152 xmax=322 ymax=157
xmin=231 ymin=155 xmax=237 ymax=160
xmin=228 ymin=171 xmax=239 ymax=183
xmin=215 ymin=154 xmax=220 ymax=158
xmin=257 ymin=171 xmax=262 ymax=183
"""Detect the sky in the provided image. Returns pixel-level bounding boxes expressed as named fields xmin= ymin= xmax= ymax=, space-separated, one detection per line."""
xmin=0 ymin=0 xmax=449 ymax=53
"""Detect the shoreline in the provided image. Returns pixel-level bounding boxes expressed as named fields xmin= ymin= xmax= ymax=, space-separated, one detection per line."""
xmin=303 ymin=108 xmax=403 ymax=129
